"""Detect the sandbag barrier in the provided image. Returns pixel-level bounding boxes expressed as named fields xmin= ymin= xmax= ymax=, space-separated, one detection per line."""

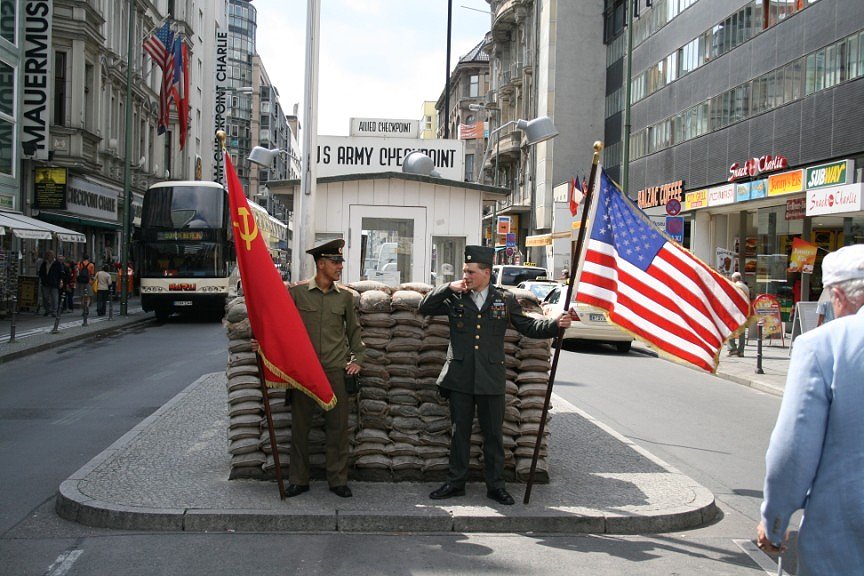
xmin=224 ymin=282 xmax=553 ymax=483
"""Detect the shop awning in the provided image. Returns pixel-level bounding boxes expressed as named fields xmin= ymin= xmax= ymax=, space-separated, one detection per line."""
xmin=0 ymin=211 xmax=86 ymax=243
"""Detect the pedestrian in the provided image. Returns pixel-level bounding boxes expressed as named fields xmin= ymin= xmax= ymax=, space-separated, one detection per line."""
xmin=255 ymin=238 xmax=365 ymax=498
xmin=95 ymin=264 xmax=112 ymax=316
xmin=726 ymin=271 xmax=750 ymax=356
xmin=63 ymin=259 xmax=76 ymax=312
xmin=815 ymin=284 xmax=834 ymax=326
xmin=37 ymin=250 xmax=64 ymax=317
xmin=418 ymin=245 xmax=573 ymax=505
xmin=76 ymin=255 xmax=95 ymax=319
xmin=757 ymin=243 xmax=864 ymax=574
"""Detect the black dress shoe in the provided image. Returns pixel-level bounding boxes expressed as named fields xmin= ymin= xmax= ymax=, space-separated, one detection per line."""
xmin=285 ymin=484 xmax=309 ymax=498
xmin=486 ymin=488 xmax=515 ymax=505
xmin=330 ymin=485 xmax=353 ymax=498
xmin=429 ymin=483 xmax=466 ymax=500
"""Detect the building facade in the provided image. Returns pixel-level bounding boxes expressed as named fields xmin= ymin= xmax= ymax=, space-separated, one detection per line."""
xmin=607 ymin=0 xmax=864 ymax=319
xmin=3 ymin=0 xmax=227 ymax=290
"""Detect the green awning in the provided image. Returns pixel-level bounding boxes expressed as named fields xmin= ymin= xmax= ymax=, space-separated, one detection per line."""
xmin=39 ymin=211 xmax=121 ymax=230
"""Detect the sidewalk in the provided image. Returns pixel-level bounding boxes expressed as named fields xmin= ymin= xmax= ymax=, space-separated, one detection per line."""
xmin=0 ymin=297 xmax=153 ymax=364
xmin=56 ymin=372 xmax=718 ymax=534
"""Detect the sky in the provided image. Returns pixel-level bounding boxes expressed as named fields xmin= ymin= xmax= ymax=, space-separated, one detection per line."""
xmin=252 ymin=0 xmax=492 ymax=137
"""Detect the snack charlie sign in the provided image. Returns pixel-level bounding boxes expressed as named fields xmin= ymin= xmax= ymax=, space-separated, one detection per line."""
xmin=316 ymin=136 xmax=464 ymax=180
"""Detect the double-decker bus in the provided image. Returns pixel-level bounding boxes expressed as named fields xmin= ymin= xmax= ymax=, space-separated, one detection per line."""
xmin=136 ymin=181 xmax=235 ymax=320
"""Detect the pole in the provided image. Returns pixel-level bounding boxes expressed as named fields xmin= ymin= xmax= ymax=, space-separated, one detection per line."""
xmin=524 ymin=141 xmax=603 ymax=504
xmin=120 ymin=0 xmax=135 ymax=316
xmin=444 ymin=0 xmax=452 ymax=139
xmin=257 ymin=354 xmax=286 ymax=499
xmin=756 ymin=321 xmax=765 ymax=374
xmin=621 ymin=0 xmax=634 ymax=195
xmin=494 ymin=128 xmax=500 ymax=187
xmin=297 ymin=0 xmax=320 ymax=282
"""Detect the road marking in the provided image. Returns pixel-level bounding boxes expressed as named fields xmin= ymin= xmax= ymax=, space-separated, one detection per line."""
xmin=734 ymin=539 xmax=785 ymax=575
xmin=45 ymin=548 xmax=83 ymax=576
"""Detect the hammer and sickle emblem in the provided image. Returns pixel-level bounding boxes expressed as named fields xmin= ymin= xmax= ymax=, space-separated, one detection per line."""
xmin=233 ymin=207 xmax=258 ymax=251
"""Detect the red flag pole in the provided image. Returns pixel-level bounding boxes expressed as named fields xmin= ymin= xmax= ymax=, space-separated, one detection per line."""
xmin=523 ymin=141 xmax=603 ymax=504
xmin=257 ymin=353 xmax=286 ymax=499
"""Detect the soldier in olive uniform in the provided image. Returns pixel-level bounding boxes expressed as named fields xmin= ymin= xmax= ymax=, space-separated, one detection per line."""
xmin=284 ymin=239 xmax=366 ymax=498
xmin=419 ymin=245 xmax=573 ymax=505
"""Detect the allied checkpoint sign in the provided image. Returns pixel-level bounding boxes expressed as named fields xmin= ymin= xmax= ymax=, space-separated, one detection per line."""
xmin=316 ymin=136 xmax=465 ymax=181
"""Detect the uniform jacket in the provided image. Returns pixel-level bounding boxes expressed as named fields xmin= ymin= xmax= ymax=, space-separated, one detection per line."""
xmin=418 ymin=283 xmax=559 ymax=395
xmin=761 ymin=305 xmax=864 ymax=575
xmin=289 ymin=278 xmax=367 ymax=372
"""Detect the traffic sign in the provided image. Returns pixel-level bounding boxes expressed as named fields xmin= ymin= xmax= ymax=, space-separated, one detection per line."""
xmin=666 ymin=198 xmax=682 ymax=216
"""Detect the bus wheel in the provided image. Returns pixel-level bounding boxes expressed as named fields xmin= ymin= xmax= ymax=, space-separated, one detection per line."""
xmin=155 ymin=309 xmax=171 ymax=322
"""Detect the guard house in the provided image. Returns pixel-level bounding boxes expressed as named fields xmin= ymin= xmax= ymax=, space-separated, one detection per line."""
xmin=267 ymin=172 xmax=507 ymax=286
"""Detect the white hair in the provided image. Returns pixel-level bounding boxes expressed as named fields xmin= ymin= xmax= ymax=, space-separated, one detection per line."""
xmin=832 ymin=277 xmax=864 ymax=306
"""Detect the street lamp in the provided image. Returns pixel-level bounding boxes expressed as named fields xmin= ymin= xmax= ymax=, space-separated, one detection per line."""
xmin=476 ymin=116 xmax=559 ymax=186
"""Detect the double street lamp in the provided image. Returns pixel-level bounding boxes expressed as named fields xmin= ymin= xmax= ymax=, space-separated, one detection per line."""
xmin=476 ymin=115 xmax=559 ymax=186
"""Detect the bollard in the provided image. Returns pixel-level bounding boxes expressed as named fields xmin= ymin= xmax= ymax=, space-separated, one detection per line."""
xmin=108 ymin=295 xmax=114 ymax=320
xmin=8 ymin=297 xmax=17 ymax=343
xmin=51 ymin=296 xmax=62 ymax=334
xmin=756 ymin=320 xmax=764 ymax=374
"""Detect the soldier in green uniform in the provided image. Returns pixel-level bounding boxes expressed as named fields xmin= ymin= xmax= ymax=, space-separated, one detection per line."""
xmin=419 ymin=245 xmax=573 ymax=505
xmin=282 ymin=238 xmax=366 ymax=498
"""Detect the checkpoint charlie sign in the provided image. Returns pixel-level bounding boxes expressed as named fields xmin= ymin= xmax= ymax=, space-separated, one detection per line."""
xmin=316 ymin=135 xmax=465 ymax=180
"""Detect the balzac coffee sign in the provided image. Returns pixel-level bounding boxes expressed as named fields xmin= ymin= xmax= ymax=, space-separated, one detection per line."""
xmin=637 ymin=180 xmax=684 ymax=209
xmin=728 ymin=154 xmax=788 ymax=182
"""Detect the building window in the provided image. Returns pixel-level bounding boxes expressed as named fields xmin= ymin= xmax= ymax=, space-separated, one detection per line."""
xmin=0 ymin=0 xmax=15 ymax=44
xmin=469 ymin=74 xmax=479 ymax=98
xmin=54 ymin=52 xmax=67 ymax=126
xmin=464 ymin=153 xmax=474 ymax=182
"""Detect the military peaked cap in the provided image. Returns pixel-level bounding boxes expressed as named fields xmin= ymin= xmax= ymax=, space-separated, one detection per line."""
xmin=307 ymin=238 xmax=345 ymax=262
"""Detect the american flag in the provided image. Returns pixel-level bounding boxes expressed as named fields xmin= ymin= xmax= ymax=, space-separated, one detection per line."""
xmin=575 ymin=170 xmax=750 ymax=372
xmin=143 ymin=21 xmax=175 ymax=134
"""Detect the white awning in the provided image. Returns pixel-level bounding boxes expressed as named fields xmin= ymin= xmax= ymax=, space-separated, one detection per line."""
xmin=0 ymin=211 xmax=86 ymax=243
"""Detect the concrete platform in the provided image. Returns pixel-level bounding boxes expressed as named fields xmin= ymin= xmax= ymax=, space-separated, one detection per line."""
xmin=56 ymin=372 xmax=718 ymax=534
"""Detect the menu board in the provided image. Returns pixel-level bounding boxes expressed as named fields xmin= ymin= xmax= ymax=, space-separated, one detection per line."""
xmin=34 ymin=167 xmax=68 ymax=210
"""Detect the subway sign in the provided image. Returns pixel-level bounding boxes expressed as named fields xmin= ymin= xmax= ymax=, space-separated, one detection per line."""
xmin=805 ymin=160 xmax=853 ymax=190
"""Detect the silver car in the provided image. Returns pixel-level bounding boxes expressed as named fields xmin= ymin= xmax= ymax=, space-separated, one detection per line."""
xmin=541 ymin=286 xmax=634 ymax=353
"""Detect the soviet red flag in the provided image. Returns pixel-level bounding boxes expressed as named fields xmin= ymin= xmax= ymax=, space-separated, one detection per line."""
xmin=224 ymin=153 xmax=336 ymax=409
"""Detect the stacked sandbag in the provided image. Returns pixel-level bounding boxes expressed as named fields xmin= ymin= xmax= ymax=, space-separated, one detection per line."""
xmin=223 ymin=298 xmax=267 ymax=479
xmin=223 ymin=283 xmax=555 ymax=483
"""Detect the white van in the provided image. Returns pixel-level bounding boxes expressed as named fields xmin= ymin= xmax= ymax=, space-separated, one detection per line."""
xmin=492 ymin=265 xmax=549 ymax=288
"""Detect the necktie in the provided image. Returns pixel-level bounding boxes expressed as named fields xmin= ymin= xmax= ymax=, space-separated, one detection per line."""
xmin=473 ymin=291 xmax=484 ymax=309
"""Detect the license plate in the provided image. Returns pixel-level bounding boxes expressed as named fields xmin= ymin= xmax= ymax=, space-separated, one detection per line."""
xmin=174 ymin=300 xmax=193 ymax=307
xmin=589 ymin=313 xmax=605 ymax=322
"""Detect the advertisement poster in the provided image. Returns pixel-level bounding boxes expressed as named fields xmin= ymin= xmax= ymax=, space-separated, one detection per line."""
xmin=788 ymin=237 xmax=818 ymax=273
xmin=497 ymin=216 xmax=511 ymax=235
xmin=752 ymin=294 xmax=784 ymax=339
xmin=716 ymin=247 xmax=735 ymax=276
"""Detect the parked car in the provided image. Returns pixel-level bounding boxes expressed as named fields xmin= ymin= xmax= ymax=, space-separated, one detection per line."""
xmin=515 ymin=280 xmax=560 ymax=301
xmin=541 ymin=286 xmax=634 ymax=353
xmin=492 ymin=265 xmax=549 ymax=288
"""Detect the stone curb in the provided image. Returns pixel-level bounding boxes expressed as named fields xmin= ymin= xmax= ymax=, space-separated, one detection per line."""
xmin=0 ymin=313 xmax=154 ymax=364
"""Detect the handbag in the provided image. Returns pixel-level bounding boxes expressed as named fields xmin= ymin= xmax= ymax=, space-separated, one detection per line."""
xmin=344 ymin=370 xmax=360 ymax=395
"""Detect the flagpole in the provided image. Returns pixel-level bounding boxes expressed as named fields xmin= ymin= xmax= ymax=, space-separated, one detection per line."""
xmin=257 ymin=354 xmax=287 ymax=500
xmin=523 ymin=141 xmax=603 ymax=504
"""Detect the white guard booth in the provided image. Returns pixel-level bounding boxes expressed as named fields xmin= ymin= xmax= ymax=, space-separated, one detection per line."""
xmin=269 ymin=172 xmax=507 ymax=287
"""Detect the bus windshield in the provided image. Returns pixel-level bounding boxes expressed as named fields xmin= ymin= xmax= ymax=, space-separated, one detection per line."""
xmin=140 ymin=241 xmax=227 ymax=278
xmin=141 ymin=186 xmax=225 ymax=229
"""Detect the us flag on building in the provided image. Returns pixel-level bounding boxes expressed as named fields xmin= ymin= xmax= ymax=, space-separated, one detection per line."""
xmin=574 ymin=170 xmax=750 ymax=372
xmin=143 ymin=20 xmax=175 ymax=134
